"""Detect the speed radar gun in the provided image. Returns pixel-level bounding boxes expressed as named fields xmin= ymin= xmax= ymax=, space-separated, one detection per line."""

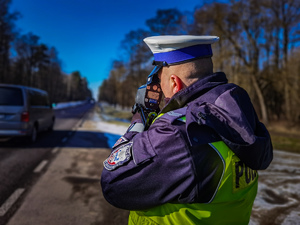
xmin=132 ymin=66 xmax=163 ymax=130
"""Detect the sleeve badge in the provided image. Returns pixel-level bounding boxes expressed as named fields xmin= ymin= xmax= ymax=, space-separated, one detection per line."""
xmin=104 ymin=142 xmax=132 ymax=171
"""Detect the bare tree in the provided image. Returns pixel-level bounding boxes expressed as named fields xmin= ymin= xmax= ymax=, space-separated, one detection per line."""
xmin=146 ymin=8 xmax=188 ymax=35
xmin=14 ymin=33 xmax=41 ymax=86
xmin=193 ymin=0 xmax=269 ymax=124
xmin=263 ymin=0 xmax=300 ymax=121
xmin=0 ymin=0 xmax=19 ymax=82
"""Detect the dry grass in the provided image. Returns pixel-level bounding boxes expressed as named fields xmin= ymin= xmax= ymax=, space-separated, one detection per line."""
xmin=97 ymin=104 xmax=131 ymax=126
xmin=267 ymin=121 xmax=300 ymax=153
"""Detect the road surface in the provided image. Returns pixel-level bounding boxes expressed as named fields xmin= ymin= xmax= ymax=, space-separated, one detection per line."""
xmin=0 ymin=102 xmax=95 ymax=224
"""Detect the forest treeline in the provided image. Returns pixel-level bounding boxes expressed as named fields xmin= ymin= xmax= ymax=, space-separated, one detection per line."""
xmin=98 ymin=0 xmax=300 ymax=125
xmin=0 ymin=0 xmax=92 ymax=103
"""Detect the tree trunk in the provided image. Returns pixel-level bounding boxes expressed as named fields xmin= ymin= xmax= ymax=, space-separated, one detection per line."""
xmin=284 ymin=80 xmax=291 ymax=121
xmin=250 ymin=74 xmax=268 ymax=125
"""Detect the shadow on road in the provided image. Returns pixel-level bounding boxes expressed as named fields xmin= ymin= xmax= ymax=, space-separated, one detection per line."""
xmin=0 ymin=130 xmax=121 ymax=149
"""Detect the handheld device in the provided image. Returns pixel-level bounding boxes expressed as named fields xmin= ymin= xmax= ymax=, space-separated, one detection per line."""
xmin=135 ymin=83 xmax=162 ymax=112
xmin=132 ymin=66 xmax=163 ymax=129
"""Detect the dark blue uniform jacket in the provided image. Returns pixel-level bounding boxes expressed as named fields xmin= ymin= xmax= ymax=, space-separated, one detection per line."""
xmin=101 ymin=72 xmax=273 ymax=210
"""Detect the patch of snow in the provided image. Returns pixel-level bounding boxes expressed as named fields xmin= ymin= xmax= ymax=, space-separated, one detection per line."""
xmin=92 ymin=113 xmax=129 ymax=148
xmin=53 ymin=101 xmax=85 ymax=109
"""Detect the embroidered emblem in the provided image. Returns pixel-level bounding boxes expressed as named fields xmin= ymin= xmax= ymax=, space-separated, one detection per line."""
xmin=104 ymin=142 xmax=132 ymax=170
xmin=112 ymin=136 xmax=128 ymax=149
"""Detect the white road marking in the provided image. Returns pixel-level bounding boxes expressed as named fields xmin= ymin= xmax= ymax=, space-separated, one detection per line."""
xmin=52 ymin=147 xmax=59 ymax=154
xmin=34 ymin=160 xmax=48 ymax=173
xmin=0 ymin=188 xmax=25 ymax=216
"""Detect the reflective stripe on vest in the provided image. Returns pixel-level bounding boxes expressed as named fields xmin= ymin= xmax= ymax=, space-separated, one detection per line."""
xmin=128 ymin=114 xmax=258 ymax=225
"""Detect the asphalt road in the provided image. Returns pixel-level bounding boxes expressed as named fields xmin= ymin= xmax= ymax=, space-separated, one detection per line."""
xmin=0 ymin=102 xmax=94 ymax=224
xmin=3 ymin=105 xmax=129 ymax=225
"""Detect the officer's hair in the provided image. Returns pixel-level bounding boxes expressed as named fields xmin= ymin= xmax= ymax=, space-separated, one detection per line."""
xmin=186 ymin=57 xmax=213 ymax=78
xmin=168 ymin=57 xmax=213 ymax=86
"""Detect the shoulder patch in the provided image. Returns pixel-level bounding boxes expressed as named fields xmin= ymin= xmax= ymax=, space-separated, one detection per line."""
xmin=104 ymin=142 xmax=132 ymax=171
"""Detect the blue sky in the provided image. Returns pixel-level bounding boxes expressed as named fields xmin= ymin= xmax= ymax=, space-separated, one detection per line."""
xmin=10 ymin=0 xmax=204 ymax=98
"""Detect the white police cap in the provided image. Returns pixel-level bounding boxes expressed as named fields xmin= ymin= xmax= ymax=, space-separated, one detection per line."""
xmin=144 ymin=35 xmax=219 ymax=66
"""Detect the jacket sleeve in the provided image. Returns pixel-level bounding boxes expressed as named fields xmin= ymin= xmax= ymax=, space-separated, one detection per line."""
xmin=100 ymin=119 xmax=197 ymax=210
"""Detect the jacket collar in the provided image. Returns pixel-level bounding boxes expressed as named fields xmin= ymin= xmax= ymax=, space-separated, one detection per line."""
xmin=161 ymin=72 xmax=228 ymax=113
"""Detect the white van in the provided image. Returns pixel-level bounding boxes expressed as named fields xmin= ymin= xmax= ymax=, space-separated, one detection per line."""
xmin=0 ymin=84 xmax=55 ymax=143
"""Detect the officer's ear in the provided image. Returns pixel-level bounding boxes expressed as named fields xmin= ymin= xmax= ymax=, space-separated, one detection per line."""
xmin=170 ymin=75 xmax=185 ymax=94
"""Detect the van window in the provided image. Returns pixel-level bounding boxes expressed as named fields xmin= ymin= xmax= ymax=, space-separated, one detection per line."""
xmin=29 ymin=90 xmax=49 ymax=106
xmin=0 ymin=87 xmax=24 ymax=106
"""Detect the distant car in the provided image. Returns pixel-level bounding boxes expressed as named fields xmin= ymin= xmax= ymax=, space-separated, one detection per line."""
xmin=0 ymin=84 xmax=55 ymax=143
xmin=86 ymin=97 xmax=95 ymax=104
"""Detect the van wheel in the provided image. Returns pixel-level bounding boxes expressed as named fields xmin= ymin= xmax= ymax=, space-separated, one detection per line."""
xmin=48 ymin=118 xmax=55 ymax=131
xmin=29 ymin=125 xmax=38 ymax=143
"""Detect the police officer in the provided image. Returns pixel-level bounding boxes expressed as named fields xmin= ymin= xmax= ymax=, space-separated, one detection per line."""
xmin=101 ymin=35 xmax=273 ymax=225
